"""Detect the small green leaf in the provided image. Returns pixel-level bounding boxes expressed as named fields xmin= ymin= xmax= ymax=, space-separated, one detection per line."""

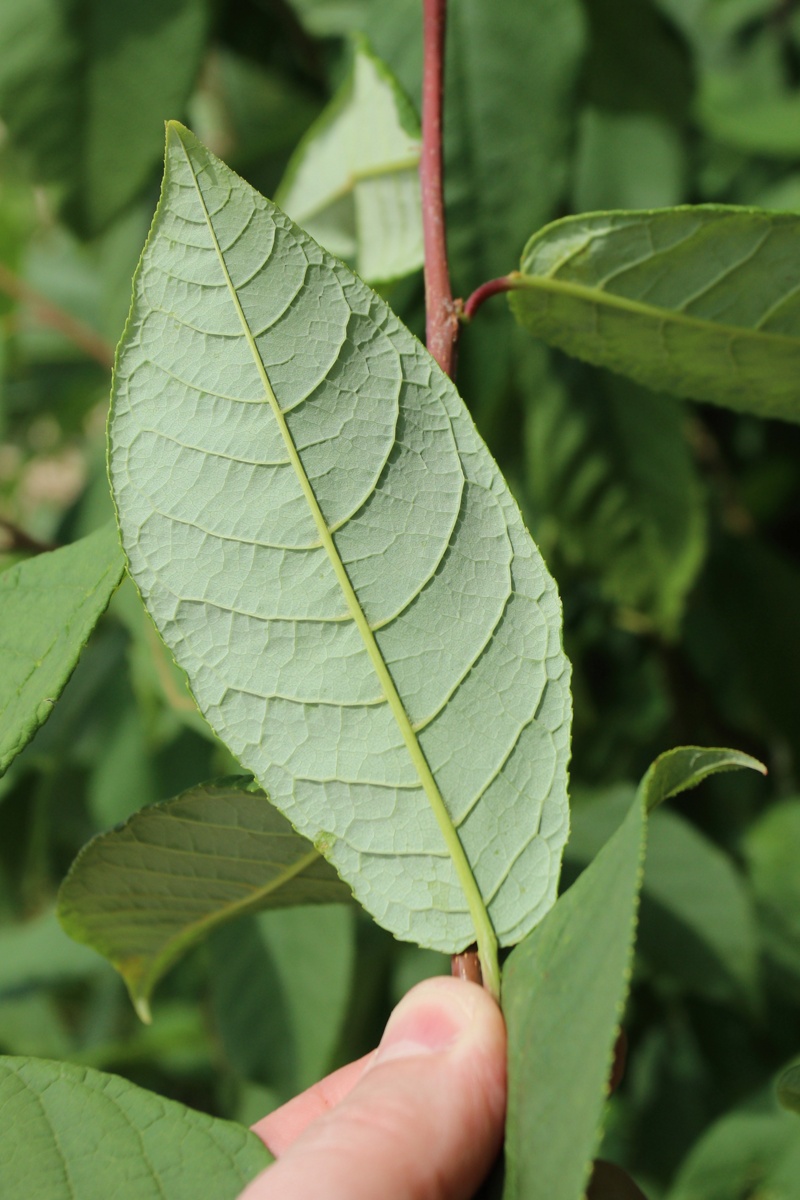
xmin=109 ymin=123 xmax=572 ymax=993
xmin=510 ymin=207 xmax=800 ymax=422
xmin=0 ymin=1056 xmax=272 ymax=1199
xmin=637 ymin=745 xmax=766 ymax=813
xmin=778 ymin=1065 xmax=800 ymax=1116
xmin=0 ymin=524 xmax=124 ymax=776
xmin=502 ymin=787 xmax=646 ymax=1200
xmin=277 ymin=37 xmax=423 ymax=284
xmin=57 ymin=777 xmax=352 ymax=1022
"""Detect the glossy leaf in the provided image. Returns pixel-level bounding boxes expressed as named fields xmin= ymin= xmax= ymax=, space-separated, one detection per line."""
xmin=277 ymin=38 xmax=423 ymax=284
xmin=502 ymin=786 xmax=646 ymax=1200
xmin=109 ymin=124 xmax=572 ymax=990
xmin=0 ymin=1056 xmax=272 ymax=1198
xmin=637 ymin=745 xmax=766 ymax=813
xmin=58 ymin=777 xmax=351 ymax=1022
xmin=510 ymin=207 xmax=800 ymax=422
xmin=0 ymin=524 xmax=125 ymax=776
xmin=0 ymin=0 xmax=210 ymax=235
xmin=524 ymin=356 xmax=706 ymax=632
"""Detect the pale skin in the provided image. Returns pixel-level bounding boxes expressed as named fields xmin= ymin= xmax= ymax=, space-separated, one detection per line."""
xmin=237 ymin=975 xmax=507 ymax=1200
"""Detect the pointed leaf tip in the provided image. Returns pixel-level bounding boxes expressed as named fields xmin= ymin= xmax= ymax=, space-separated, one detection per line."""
xmin=637 ymin=746 xmax=766 ymax=814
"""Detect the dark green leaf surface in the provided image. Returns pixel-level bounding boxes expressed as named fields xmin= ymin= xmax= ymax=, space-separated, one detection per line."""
xmin=510 ymin=207 xmax=800 ymax=422
xmin=0 ymin=1056 xmax=272 ymax=1199
xmin=57 ymin=777 xmax=351 ymax=1022
xmin=0 ymin=0 xmax=210 ymax=234
xmin=525 ymin=357 xmax=706 ymax=632
xmin=0 ymin=524 xmax=124 ymax=776
xmin=277 ymin=38 xmax=423 ymax=284
xmin=637 ymin=745 xmax=765 ymax=813
xmin=109 ymin=124 xmax=572 ymax=989
xmin=502 ymin=789 xmax=646 ymax=1200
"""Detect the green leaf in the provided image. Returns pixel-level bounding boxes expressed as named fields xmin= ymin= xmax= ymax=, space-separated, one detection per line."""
xmin=57 ymin=777 xmax=351 ymax=1022
xmin=509 ymin=207 xmax=800 ymax=422
xmin=0 ymin=0 xmax=210 ymax=234
xmin=0 ymin=909 xmax=111 ymax=996
xmin=777 ymin=1065 xmax=800 ymax=1117
xmin=524 ymin=355 xmax=706 ymax=632
xmin=636 ymin=745 xmax=766 ymax=813
xmin=573 ymin=109 xmax=686 ymax=213
xmin=277 ymin=38 xmax=423 ymax=284
xmin=668 ymin=1096 xmax=800 ymax=1200
xmin=567 ymin=787 xmax=760 ymax=1007
xmin=502 ymin=786 xmax=646 ymax=1200
xmin=108 ymin=123 xmax=572 ymax=994
xmin=0 ymin=1056 xmax=272 ymax=1199
xmin=211 ymin=906 xmax=355 ymax=1097
xmin=0 ymin=524 xmax=125 ymax=776
xmin=743 ymin=799 xmax=800 ymax=980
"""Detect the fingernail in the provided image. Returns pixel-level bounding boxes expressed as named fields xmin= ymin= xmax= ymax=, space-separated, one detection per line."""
xmin=372 ymin=978 xmax=476 ymax=1066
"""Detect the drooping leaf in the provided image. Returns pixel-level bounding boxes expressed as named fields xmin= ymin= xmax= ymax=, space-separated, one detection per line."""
xmin=57 ymin=777 xmax=351 ymax=1022
xmin=0 ymin=0 xmax=211 ymax=235
xmin=277 ymin=37 xmax=423 ymax=284
xmin=0 ymin=1056 xmax=272 ymax=1199
xmin=524 ymin=354 xmax=706 ymax=632
xmin=502 ymin=785 xmax=646 ymax=1200
xmin=108 ymin=123 xmax=572 ymax=992
xmin=567 ymin=785 xmax=760 ymax=1008
xmin=636 ymin=745 xmax=766 ymax=813
xmin=0 ymin=524 xmax=125 ymax=776
xmin=509 ymin=207 xmax=800 ymax=422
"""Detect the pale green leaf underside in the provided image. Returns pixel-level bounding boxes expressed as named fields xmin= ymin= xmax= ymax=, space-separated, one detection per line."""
xmin=0 ymin=524 xmax=125 ymax=776
xmin=0 ymin=1056 xmax=272 ymax=1199
xmin=503 ymin=784 xmax=646 ymax=1199
xmin=109 ymin=124 xmax=571 ymax=960
xmin=637 ymin=745 xmax=766 ymax=814
xmin=277 ymin=39 xmax=423 ymax=284
xmin=57 ymin=777 xmax=350 ymax=1021
xmin=510 ymin=206 xmax=800 ymax=422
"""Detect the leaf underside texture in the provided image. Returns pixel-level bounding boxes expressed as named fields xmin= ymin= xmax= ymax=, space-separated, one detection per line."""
xmin=510 ymin=206 xmax=800 ymax=422
xmin=109 ymin=124 xmax=571 ymax=959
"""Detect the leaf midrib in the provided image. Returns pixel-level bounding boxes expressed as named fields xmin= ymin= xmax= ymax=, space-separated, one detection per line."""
xmin=172 ymin=126 xmax=499 ymax=995
xmin=516 ymin=271 xmax=800 ymax=348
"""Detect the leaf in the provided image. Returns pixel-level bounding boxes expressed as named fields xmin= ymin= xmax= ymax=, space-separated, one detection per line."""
xmin=636 ymin=745 xmax=766 ymax=813
xmin=524 ymin=355 xmax=706 ymax=632
xmin=0 ymin=0 xmax=210 ymax=235
xmin=57 ymin=777 xmax=351 ymax=1022
xmin=211 ymin=906 xmax=355 ymax=1097
xmin=108 ymin=123 xmax=572 ymax=992
xmin=502 ymin=785 xmax=646 ymax=1200
xmin=0 ymin=1056 xmax=272 ymax=1199
xmin=0 ymin=909 xmax=111 ymax=997
xmin=567 ymin=786 xmax=760 ymax=1007
xmin=573 ymin=109 xmax=686 ymax=213
xmin=668 ymin=1096 xmax=800 ymax=1200
xmin=743 ymin=799 xmax=800 ymax=980
xmin=777 ymin=1065 xmax=800 ymax=1117
xmin=277 ymin=37 xmax=423 ymax=284
xmin=0 ymin=524 xmax=125 ymax=776
xmin=509 ymin=207 xmax=800 ymax=422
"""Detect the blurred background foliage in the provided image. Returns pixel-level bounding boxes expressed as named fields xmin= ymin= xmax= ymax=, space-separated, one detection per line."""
xmin=1 ymin=0 xmax=800 ymax=1194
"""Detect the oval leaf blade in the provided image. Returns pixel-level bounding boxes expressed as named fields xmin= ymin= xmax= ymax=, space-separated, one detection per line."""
xmin=0 ymin=523 xmax=125 ymax=776
xmin=0 ymin=1055 xmax=272 ymax=1199
xmin=109 ymin=123 xmax=571 ymax=986
xmin=57 ymin=777 xmax=351 ymax=1022
xmin=509 ymin=207 xmax=800 ymax=422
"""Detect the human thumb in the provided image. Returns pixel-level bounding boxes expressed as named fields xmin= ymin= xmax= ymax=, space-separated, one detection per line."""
xmin=239 ymin=975 xmax=507 ymax=1200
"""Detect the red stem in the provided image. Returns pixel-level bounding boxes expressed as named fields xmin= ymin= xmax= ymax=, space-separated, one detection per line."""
xmin=463 ymin=274 xmax=522 ymax=322
xmin=421 ymin=0 xmax=458 ymax=379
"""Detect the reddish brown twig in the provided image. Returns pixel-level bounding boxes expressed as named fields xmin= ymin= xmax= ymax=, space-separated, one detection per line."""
xmin=462 ymin=273 xmax=524 ymax=322
xmin=421 ymin=0 xmax=459 ymax=378
xmin=451 ymin=947 xmax=483 ymax=986
xmin=0 ymin=263 xmax=115 ymax=370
